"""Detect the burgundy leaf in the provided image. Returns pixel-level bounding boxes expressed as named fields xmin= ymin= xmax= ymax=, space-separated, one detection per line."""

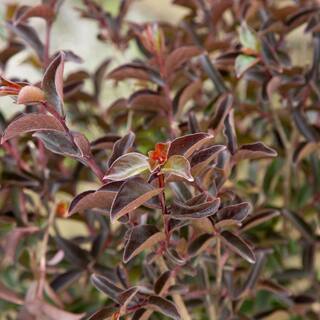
xmin=232 ymin=142 xmax=278 ymax=162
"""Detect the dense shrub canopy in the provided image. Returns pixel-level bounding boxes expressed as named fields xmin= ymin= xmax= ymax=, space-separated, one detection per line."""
xmin=0 ymin=0 xmax=320 ymax=319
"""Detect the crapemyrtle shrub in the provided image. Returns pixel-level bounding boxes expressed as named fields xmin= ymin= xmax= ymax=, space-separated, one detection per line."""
xmin=0 ymin=0 xmax=319 ymax=319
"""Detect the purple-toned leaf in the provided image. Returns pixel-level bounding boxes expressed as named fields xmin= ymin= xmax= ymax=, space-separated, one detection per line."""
xmin=209 ymin=93 xmax=233 ymax=133
xmin=55 ymin=236 xmax=91 ymax=268
xmin=240 ymin=209 xmax=280 ymax=232
xmin=104 ymin=152 xmax=149 ymax=181
xmin=118 ymin=286 xmax=140 ymax=309
xmin=282 ymin=209 xmax=314 ymax=242
xmin=33 ymin=130 xmax=80 ymax=157
xmin=165 ymin=46 xmax=202 ymax=73
xmin=1 ymin=113 xmax=64 ymax=143
xmin=6 ymin=22 xmax=44 ymax=59
xmin=68 ymin=189 xmax=116 ymax=216
xmin=87 ymin=307 xmax=118 ymax=320
xmin=215 ymin=202 xmax=252 ymax=224
xmin=129 ymin=91 xmax=170 ymax=113
xmin=171 ymin=198 xmax=220 ymax=220
xmin=91 ymin=274 xmax=123 ymax=302
xmin=220 ymin=231 xmax=256 ymax=264
xmin=162 ymin=155 xmax=194 ymax=182
xmin=14 ymin=4 xmax=55 ymax=24
xmin=107 ymin=131 xmax=135 ymax=167
xmin=232 ymin=142 xmax=277 ymax=162
xmin=123 ymin=225 xmax=165 ymax=263
xmin=94 ymin=58 xmax=111 ymax=100
xmin=110 ymin=177 xmax=162 ymax=222
xmin=51 ymin=269 xmax=83 ymax=292
xmin=154 ymin=271 xmax=172 ymax=295
xmin=147 ymin=296 xmax=180 ymax=320
xmin=168 ymin=132 xmax=212 ymax=158
xmin=42 ymin=51 xmax=65 ymax=116
xmin=108 ymin=63 xmax=163 ymax=85
xmin=187 ymin=233 xmax=214 ymax=256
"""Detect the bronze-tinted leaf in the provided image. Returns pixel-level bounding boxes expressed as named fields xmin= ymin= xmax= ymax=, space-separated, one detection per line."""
xmin=6 ymin=22 xmax=44 ymax=59
xmin=209 ymin=93 xmax=233 ymax=134
xmin=168 ymin=132 xmax=212 ymax=158
xmin=55 ymin=236 xmax=91 ymax=268
xmin=87 ymin=307 xmax=118 ymax=320
xmin=232 ymin=142 xmax=277 ymax=162
xmin=108 ymin=63 xmax=163 ymax=85
xmin=187 ymin=233 xmax=214 ymax=256
xmin=90 ymin=274 xmax=123 ymax=303
xmin=123 ymin=225 xmax=165 ymax=263
xmin=147 ymin=296 xmax=180 ymax=320
xmin=104 ymin=153 xmax=149 ymax=181
xmin=14 ymin=4 xmax=55 ymax=24
xmin=240 ymin=209 xmax=280 ymax=232
xmin=68 ymin=189 xmax=116 ymax=216
xmin=154 ymin=270 xmax=172 ymax=295
xmin=33 ymin=130 xmax=80 ymax=157
xmin=1 ymin=113 xmax=64 ymax=143
xmin=42 ymin=52 xmax=65 ymax=116
xmin=107 ymin=131 xmax=135 ymax=167
xmin=165 ymin=46 xmax=202 ymax=73
xmin=215 ymin=202 xmax=252 ymax=224
xmin=171 ymin=198 xmax=220 ymax=220
xmin=110 ymin=177 xmax=162 ymax=222
xmin=220 ymin=231 xmax=256 ymax=264
xmin=282 ymin=210 xmax=314 ymax=242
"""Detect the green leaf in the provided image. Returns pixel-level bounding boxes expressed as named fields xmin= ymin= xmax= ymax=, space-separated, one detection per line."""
xmin=103 ymin=152 xmax=149 ymax=181
xmin=239 ymin=22 xmax=260 ymax=51
xmin=235 ymin=54 xmax=258 ymax=78
xmin=162 ymin=155 xmax=193 ymax=181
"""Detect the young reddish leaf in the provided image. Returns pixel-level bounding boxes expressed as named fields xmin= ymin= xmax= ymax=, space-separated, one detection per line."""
xmin=147 ymin=296 xmax=180 ymax=320
xmin=110 ymin=177 xmax=162 ymax=222
xmin=240 ymin=209 xmax=280 ymax=232
xmin=239 ymin=22 xmax=260 ymax=51
xmin=154 ymin=271 xmax=172 ymax=295
xmin=162 ymin=155 xmax=194 ymax=182
xmin=168 ymin=132 xmax=212 ymax=158
xmin=42 ymin=51 xmax=65 ymax=116
xmin=235 ymin=54 xmax=259 ymax=78
xmin=33 ymin=130 xmax=80 ymax=157
xmin=165 ymin=46 xmax=202 ymax=73
xmin=232 ymin=142 xmax=278 ymax=162
xmin=90 ymin=274 xmax=123 ymax=303
xmin=107 ymin=131 xmax=135 ymax=167
xmin=171 ymin=198 xmax=220 ymax=220
xmin=68 ymin=189 xmax=116 ymax=216
xmin=148 ymin=142 xmax=170 ymax=170
xmin=220 ymin=231 xmax=256 ymax=264
xmin=17 ymin=85 xmax=45 ymax=104
xmin=6 ymin=22 xmax=44 ymax=59
xmin=1 ymin=113 xmax=64 ymax=143
xmin=209 ymin=93 xmax=233 ymax=134
xmin=104 ymin=153 xmax=149 ymax=181
xmin=123 ymin=225 xmax=165 ymax=263
xmin=187 ymin=233 xmax=214 ymax=256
